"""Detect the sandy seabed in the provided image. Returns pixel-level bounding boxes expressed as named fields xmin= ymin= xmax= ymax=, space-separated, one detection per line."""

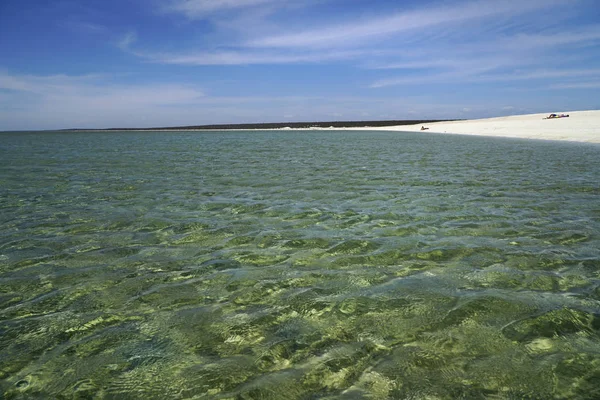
xmin=349 ymin=110 xmax=600 ymax=144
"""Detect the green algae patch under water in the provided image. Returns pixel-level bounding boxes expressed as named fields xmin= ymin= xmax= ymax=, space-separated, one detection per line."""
xmin=1 ymin=130 xmax=600 ymax=399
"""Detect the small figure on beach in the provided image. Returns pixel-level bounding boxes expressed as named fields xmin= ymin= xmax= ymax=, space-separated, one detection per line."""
xmin=544 ymin=113 xmax=569 ymax=119
xmin=420 ymin=126 xmax=429 ymax=130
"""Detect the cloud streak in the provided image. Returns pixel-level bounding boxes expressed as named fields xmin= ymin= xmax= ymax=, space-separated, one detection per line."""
xmin=549 ymin=81 xmax=600 ymax=89
xmin=0 ymin=71 xmax=207 ymax=129
xmin=117 ymin=32 xmax=138 ymax=51
xmin=110 ymin=0 xmax=600 ymax=102
xmin=248 ymin=0 xmax=568 ymax=48
xmin=164 ymin=0 xmax=291 ymax=18
xmin=121 ymin=0 xmax=599 ymax=89
xmin=366 ymin=24 xmax=600 ymax=88
xmin=370 ymin=66 xmax=600 ymax=88
xmin=127 ymin=47 xmax=372 ymax=65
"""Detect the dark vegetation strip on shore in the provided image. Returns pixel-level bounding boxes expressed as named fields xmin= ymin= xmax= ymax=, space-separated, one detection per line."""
xmin=62 ymin=119 xmax=457 ymax=131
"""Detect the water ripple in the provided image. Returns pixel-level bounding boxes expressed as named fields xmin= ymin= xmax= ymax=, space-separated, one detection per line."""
xmin=1 ymin=130 xmax=599 ymax=398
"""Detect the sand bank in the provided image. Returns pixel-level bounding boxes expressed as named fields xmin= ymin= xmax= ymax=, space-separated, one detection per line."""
xmin=365 ymin=110 xmax=600 ymax=144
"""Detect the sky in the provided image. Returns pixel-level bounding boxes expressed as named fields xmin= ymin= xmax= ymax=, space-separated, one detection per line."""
xmin=1 ymin=0 xmax=600 ymax=130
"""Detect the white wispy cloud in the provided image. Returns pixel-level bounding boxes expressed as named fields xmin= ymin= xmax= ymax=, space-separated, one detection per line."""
xmin=164 ymin=0 xmax=290 ymax=18
xmin=0 ymin=71 xmax=206 ymax=129
xmin=0 ymin=72 xmax=106 ymax=94
xmin=61 ymin=21 xmax=109 ymax=34
xmin=367 ymin=24 xmax=600 ymax=88
xmin=248 ymin=0 xmax=568 ymax=48
xmin=483 ymin=68 xmax=600 ymax=81
xmin=371 ymin=59 xmax=468 ymax=70
xmin=118 ymin=32 xmax=138 ymax=51
xmin=549 ymin=81 xmax=600 ymax=89
xmin=109 ymin=0 xmax=600 ymax=99
xmin=496 ymin=26 xmax=600 ymax=50
xmin=127 ymin=0 xmax=594 ymax=76
xmin=370 ymin=66 xmax=600 ymax=88
xmin=130 ymin=48 xmax=371 ymax=65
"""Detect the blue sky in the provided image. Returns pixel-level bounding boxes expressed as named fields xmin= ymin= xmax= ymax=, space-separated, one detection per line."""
xmin=1 ymin=0 xmax=599 ymax=130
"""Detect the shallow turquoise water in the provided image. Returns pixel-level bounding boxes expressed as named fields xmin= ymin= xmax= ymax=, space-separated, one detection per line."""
xmin=1 ymin=130 xmax=600 ymax=399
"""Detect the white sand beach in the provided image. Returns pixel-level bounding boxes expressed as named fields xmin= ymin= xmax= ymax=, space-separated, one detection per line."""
xmin=367 ymin=110 xmax=600 ymax=144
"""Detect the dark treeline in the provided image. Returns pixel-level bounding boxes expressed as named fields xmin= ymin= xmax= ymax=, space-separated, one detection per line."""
xmin=64 ymin=119 xmax=456 ymax=131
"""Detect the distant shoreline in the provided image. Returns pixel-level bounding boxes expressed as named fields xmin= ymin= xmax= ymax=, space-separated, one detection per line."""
xmin=4 ymin=111 xmax=600 ymax=144
xmin=58 ymin=119 xmax=456 ymax=132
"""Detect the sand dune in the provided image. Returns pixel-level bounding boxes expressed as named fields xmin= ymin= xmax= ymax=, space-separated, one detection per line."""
xmin=369 ymin=110 xmax=600 ymax=144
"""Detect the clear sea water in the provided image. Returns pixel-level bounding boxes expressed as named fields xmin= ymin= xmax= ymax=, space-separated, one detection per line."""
xmin=1 ymin=130 xmax=600 ymax=399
